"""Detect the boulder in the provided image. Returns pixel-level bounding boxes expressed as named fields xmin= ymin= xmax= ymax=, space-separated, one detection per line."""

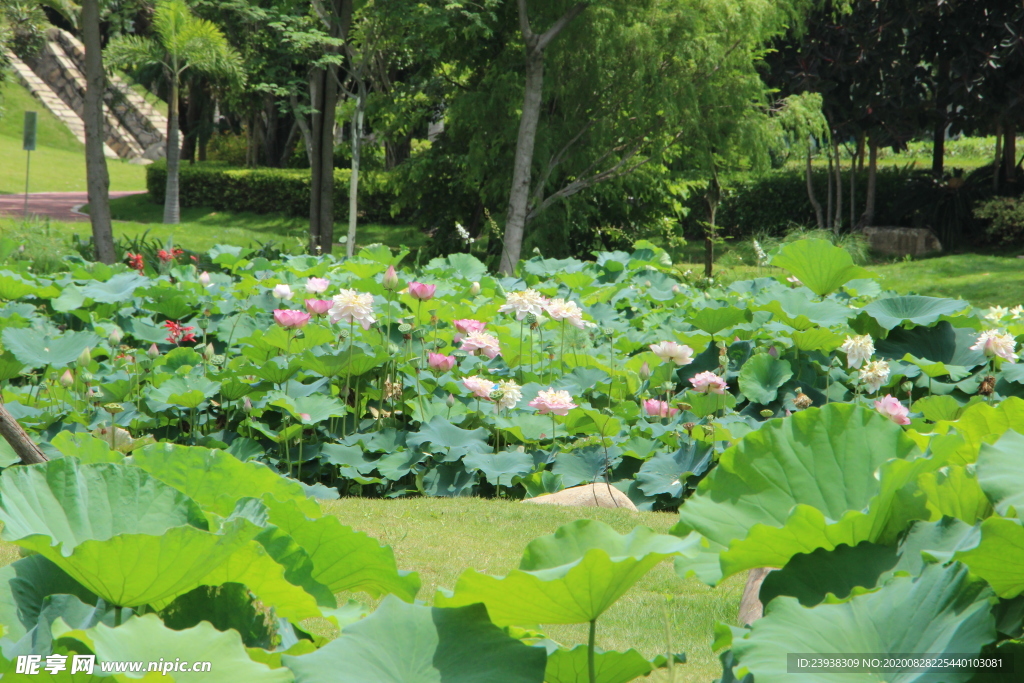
xmin=522 ymin=483 xmax=638 ymax=511
xmin=863 ymin=226 xmax=942 ymax=257
xmin=737 ymin=567 xmax=775 ymax=625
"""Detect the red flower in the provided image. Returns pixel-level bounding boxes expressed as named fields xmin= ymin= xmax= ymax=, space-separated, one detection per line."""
xmin=157 ymin=249 xmax=173 ymax=263
xmin=126 ymin=253 xmax=145 ymax=272
xmin=163 ymin=320 xmax=196 ymax=345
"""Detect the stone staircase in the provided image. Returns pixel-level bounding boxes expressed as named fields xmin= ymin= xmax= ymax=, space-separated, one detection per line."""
xmin=4 ymin=28 xmax=167 ymax=162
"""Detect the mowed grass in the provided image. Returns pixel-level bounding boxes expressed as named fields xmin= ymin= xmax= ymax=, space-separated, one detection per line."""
xmin=320 ymin=497 xmax=743 ymax=683
xmin=0 ymin=83 xmax=148 ymax=193
xmin=0 ymin=499 xmax=739 ymax=683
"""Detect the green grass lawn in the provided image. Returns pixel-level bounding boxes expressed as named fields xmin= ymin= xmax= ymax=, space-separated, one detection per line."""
xmin=0 ymin=83 xmax=148 ymax=193
xmin=0 ymin=499 xmax=738 ymax=683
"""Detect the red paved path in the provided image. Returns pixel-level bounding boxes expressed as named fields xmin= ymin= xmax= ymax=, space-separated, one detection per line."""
xmin=0 ymin=192 xmax=146 ymax=222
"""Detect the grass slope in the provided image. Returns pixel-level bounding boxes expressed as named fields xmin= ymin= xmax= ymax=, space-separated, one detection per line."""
xmin=0 ymin=83 xmax=147 ymax=193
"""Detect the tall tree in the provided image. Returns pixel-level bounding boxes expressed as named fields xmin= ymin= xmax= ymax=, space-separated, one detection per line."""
xmin=106 ymin=0 xmax=241 ymax=224
xmin=80 ymin=0 xmax=115 ymax=263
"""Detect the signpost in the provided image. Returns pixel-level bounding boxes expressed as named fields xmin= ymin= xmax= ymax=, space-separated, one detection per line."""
xmin=22 ymin=111 xmax=37 ymax=218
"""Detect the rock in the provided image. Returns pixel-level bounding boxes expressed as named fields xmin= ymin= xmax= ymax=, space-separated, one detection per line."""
xmin=737 ymin=567 xmax=774 ymax=625
xmin=862 ymin=226 xmax=942 ymax=257
xmin=522 ymin=483 xmax=638 ymax=511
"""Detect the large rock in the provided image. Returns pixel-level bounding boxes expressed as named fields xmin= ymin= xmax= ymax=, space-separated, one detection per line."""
xmin=863 ymin=226 xmax=942 ymax=257
xmin=522 ymin=483 xmax=638 ymax=511
xmin=737 ymin=567 xmax=775 ymax=625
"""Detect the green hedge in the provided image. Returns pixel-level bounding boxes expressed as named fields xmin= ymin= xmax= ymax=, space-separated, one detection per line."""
xmin=681 ymin=167 xmax=915 ymax=237
xmin=146 ymin=162 xmax=397 ymax=223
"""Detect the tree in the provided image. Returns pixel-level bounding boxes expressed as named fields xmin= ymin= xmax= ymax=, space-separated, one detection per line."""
xmin=81 ymin=0 xmax=115 ymax=263
xmin=106 ymin=0 xmax=241 ymax=224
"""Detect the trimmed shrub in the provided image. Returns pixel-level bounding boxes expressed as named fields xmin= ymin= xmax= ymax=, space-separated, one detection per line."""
xmin=975 ymin=196 xmax=1024 ymax=246
xmin=146 ymin=161 xmax=398 ymax=224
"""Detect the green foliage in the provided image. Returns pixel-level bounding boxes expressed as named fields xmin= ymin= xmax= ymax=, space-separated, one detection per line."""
xmin=145 ymin=161 xmax=397 ymax=224
xmin=975 ymin=196 xmax=1024 ymax=247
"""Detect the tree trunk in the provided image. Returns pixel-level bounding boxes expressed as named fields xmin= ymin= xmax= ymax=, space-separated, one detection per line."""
xmin=993 ymin=122 xmax=1003 ymax=193
xmin=346 ymin=91 xmax=365 ymax=258
xmin=826 ymin=146 xmax=833 ymax=231
xmin=932 ymin=59 xmax=949 ymax=177
xmin=308 ymin=65 xmax=339 ymax=254
xmin=703 ymin=173 xmax=720 ymax=279
xmin=738 ymin=568 xmax=774 ymax=626
xmin=263 ymin=95 xmax=278 ymax=168
xmin=499 ymin=53 xmax=544 ymax=276
xmin=850 ymin=149 xmax=855 ymax=229
xmin=0 ymin=401 xmax=48 ymax=465
xmin=498 ymin=1 xmax=587 ymax=276
xmin=806 ymin=148 xmax=824 ymax=229
xmin=860 ymin=137 xmax=878 ymax=228
xmin=292 ymin=94 xmax=314 ymax=167
xmin=163 ymin=75 xmax=181 ymax=224
xmin=1005 ymin=124 xmax=1017 ymax=185
xmin=833 ymin=139 xmax=842 ymax=233
xmin=81 ymin=0 xmax=115 ymax=264
xmin=181 ymin=81 xmax=200 ymax=164
xmin=856 ymin=130 xmax=865 ymax=172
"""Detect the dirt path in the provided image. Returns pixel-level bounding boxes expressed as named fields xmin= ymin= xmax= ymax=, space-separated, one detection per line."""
xmin=0 ymin=192 xmax=146 ymax=223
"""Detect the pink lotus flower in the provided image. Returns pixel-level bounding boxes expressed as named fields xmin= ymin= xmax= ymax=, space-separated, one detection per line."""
xmin=874 ymin=395 xmax=910 ymax=425
xmin=59 ymin=369 xmax=74 ymax=387
xmin=644 ymin=399 xmax=679 ymax=419
xmin=690 ymin=371 xmax=727 ymax=394
xmin=545 ymin=298 xmax=588 ymax=329
xmin=147 ymin=343 xmax=160 ymax=358
xmin=460 ymin=331 xmax=501 ymax=359
xmin=304 ymin=299 xmax=332 ymax=316
xmin=453 ymin=319 xmax=487 ymax=342
xmin=408 ymin=282 xmax=436 ymax=301
xmin=305 ymin=277 xmax=330 ymax=294
xmin=463 ymin=375 xmax=496 ymax=400
xmin=274 ymin=309 xmax=311 ymax=329
xmin=299 ymin=413 xmax=311 ymax=422
xmin=529 ymin=388 xmax=577 ymax=416
xmin=971 ymin=329 xmax=1018 ymax=362
xmin=428 ymin=353 xmax=457 ymax=372
xmin=382 ymin=265 xmax=400 ymax=291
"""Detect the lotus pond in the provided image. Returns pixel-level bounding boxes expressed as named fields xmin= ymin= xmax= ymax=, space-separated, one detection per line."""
xmin=0 ymin=236 xmax=1021 ymax=681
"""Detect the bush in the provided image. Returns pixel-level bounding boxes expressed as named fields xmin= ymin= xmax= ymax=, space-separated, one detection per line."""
xmin=146 ymin=161 xmax=399 ymax=224
xmin=975 ymin=196 xmax=1024 ymax=246
xmin=205 ymin=132 xmax=247 ymax=166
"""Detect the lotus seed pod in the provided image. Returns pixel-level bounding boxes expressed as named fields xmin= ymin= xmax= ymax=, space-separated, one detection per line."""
xmin=524 ymin=312 xmax=538 ymax=326
xmin=147 ymin=343 xmax=160 ymax=358
xmin=678 ymin=403 xmax=692 ymax=412
xmin=77 ymin=346 xmax=92 ymax=367
xmin=397 ymin=323 xmax=413 ymax=333
xmin=682 ymin=422 xmax=696 ymax=433
xmin=760 ymin=409 xmax=774 ymax=418
xmin=900 ymin=381 xmax=914 ymax=393
xmin=59 ymin=369 xmax=74 ymax=388
xmin=103 ymin=403 xmax=124 ymax=414
xmin=108 ymin=329 xmax=123 ymax=345
xmin=794 ymin=392 xmax=813 ymax=410
xmin=469 ymin=282 xmax=481 ymax=296
xmin=197 ymin=317 xmax=210 ymax=331
xmin=338 ymin=328 xmax=350 ymax=339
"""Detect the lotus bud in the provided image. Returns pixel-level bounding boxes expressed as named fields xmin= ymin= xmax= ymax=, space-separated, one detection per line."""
xmin=82 ymin=371 xmax=94 ymax=383
xmin=199 ymin=271 xmax=211 ymax=286
xmin=901 ymin=381 xmax=914 ymax=393
xmin=147 ymin=343 xmax=160 ymax=358
xmin=446 ymin=393 xmax=455 ymax=408
xmin=767 ymin=346 xmax=779 ymax=358
xmin=202 ymin=343 xmax=215 ymax=361
xmin=382 ymin=265 xmax=400 ymax=291
xmin=108 ymin=329 xmax=123 ymax=345
xmin=243 ymin=396 xmax=253 ymax=413
xmin=299 ymin=413 xmax=311 ymax=422
xmin=639 ymin=362 xmax=651 ymax=380
xmin=59 ymin=369 xmax=74 ymax=388
xmin=469 ymin=281 xmax=481 ymax=296
xmin=759 ymin=409 xmax=774 ymax=418
xmin=77 ymin=347 xmax=92 ymax=367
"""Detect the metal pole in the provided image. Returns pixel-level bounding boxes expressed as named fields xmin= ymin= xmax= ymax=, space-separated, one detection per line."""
xmin=23 ymin=150 xmax=31 ymax=219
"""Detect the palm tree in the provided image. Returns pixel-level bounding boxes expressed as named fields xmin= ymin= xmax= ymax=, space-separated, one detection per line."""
xmin=105 ymin=0 xmax=241 ymax=224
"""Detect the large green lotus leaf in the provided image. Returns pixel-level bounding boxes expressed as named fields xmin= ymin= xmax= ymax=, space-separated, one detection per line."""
xmin=912 ymin=395 xmax=971 ymax=422
xmin=158 ymin=583 xmax=275 ymax=649
xmin=263 ymin=496 xmax=420 ymax=601
xmin=268 ymin=393 xmax=347 ymax=424
xmin=731 ymin=563 xmax=995 ymax=683
xmin=756 ymin=289 xmax=854 ymax=329
xmin=130 ymin=442 xmax=319 ymax=518
xmin=673 ymin=404 xmax=925 ymax=582
xmin=876 ymin=321 xmax=985 ymax=367
xmin=0 ymin=459 xmax=207 ymax=549
xmin=544 ymin=645 xmax=662 ymax=683
xmin=463 ymin=450 xmax=535 ymax=487
xmin=688 ymin=306 xmax=750 ymax=336
xmin=148 ymin=374 xmax=219 ymax=409
xmin=0 ymin=349 xmax=25 ymax=381
xmin=425 ymin=253 xmax=489 ymax=282
xmin=407 ymin=416 xmax=490 ymax=459
xmin=434 ymin=521 xmax=699 ymax=625
xmin=956 ymin=517 xmax=1024 ymax=598
xmin=863 ymin=295 xmax=970 ymax=330
xmin=55 ymin=613 xmax=291 ymax=683
xmin=976 ymin=430 xmax=1024 ymax=517
xmin=759 ymin=542 xmax=899 ymax=608
xmin=738 ymin=355 xmax=793 ymax=405
xmin=0 ymin=554 xmax=96 ymax=643
xmin=917 ymin=465 xmax=992 ymax=524
xmin=934 ymin=397 xmax=1024 ymax=465
xmin=284 ymin=597 xmax=545 ymax=683
xmin=78 ymin=272 xmax=149 ymax=304
xmin=790 ymin=328 xmax=844 ymax=353
xmin=770 ymin=239 xmax=877 ymax=297
xmin=0 ymin=272 xmax=38 ymax=300
xmin=900 ymin=354 xmax=972 ymax=380
xmin=0 ymin=328 xmax=101 ymax=369
xmin=49 ymin=432 xmax=122 ymax=463
xmin=19 ymin=521 xmax=258 ymax=609
xmin=636 ymin=442 xmax=713 ymax=497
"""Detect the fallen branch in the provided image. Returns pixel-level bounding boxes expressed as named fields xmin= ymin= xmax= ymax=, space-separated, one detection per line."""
xmin=0 ymin=399 xmax=48 ymax=465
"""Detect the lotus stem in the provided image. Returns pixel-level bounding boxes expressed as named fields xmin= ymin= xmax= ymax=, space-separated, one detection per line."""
xmin=588 ymin=619 xmax=597 ymax=683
